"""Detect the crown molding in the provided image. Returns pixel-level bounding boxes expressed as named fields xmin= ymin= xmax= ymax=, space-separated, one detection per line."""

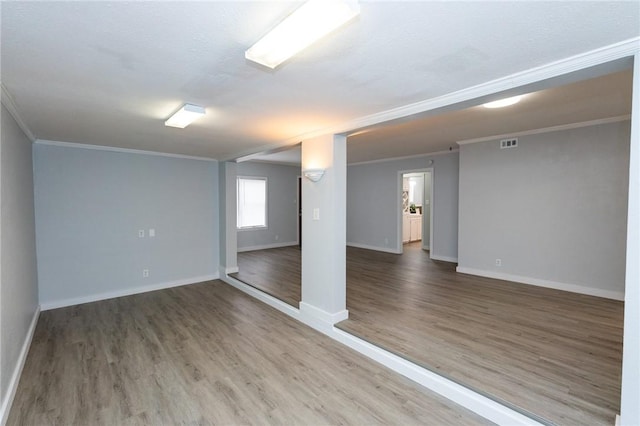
xmin=299 ymin=37 xmax=639 ymax=141
xmin=225 ymin=140 xmax=301 ymax=163
xmin=223 ymin=37 xmax=639 ymax=162
xmin=0 ymin=83 xmax=36 ymax=142
xmin=248 ymin=159 xmax=302 ymax=167
xmin=456 ymin=115 xmax=631 ymax=146
xmin=348 ymin=148 xmax=458 ymax=167
xmin=35 ymin=139 xmax=218 ymax=162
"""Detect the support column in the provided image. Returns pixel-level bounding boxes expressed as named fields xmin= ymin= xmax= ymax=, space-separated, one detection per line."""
xmin=300 ymin=134 xmax=348 ymax=327
xmin=218 ymin=161 xmax=238 ymax=275
xmin=621 ymin=53 xmax=640 ymax=426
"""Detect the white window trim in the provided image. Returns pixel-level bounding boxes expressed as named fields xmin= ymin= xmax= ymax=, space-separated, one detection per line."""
xmin=237 ymin=176 xmax=268 ymax=230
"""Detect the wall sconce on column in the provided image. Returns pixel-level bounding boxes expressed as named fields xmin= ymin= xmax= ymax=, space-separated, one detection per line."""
xmin=303 ymin=169 xmax=325 ymax=182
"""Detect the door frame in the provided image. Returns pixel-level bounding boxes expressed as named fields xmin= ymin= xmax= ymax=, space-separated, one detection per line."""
xmin=422 ymin=169 xmax=434 ymax=253
xmin=397 ymin=168 xmax=434 ymax=257
xmin=297 ymin=175 xmax=302 ymax=247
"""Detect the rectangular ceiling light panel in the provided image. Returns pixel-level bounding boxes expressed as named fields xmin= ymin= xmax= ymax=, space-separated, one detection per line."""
xmin=165 ymin=104 xmax=206 ymax=128
xmin=245 ymin=0 xmax=360 ymax=69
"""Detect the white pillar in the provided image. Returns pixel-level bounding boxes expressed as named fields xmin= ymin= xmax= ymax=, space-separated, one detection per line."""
xmin=219 ymin=161 xmax=238 ymax=275
xmin=299 ymin=134 xmax=348 ymax=327
xmin=621 ymin=54 xmax=640 ymax=426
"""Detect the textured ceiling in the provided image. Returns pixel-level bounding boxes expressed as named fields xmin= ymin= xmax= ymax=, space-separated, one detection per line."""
xmin=347 ymin=69 xmax=634 ymax=163
xmin=1 ymin=1 xmax=638 ymax=160
xmin=250 ymin=69 xmax=633 ymax=165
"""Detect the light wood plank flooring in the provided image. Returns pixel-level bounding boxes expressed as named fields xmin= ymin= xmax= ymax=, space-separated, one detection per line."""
xmin=232 ymin=243 xmax=624 ymax=426
xmin=8 ymin=280 xmax=489 ymax=425
xmin=231 ymin=246 xmax=301 ymax=307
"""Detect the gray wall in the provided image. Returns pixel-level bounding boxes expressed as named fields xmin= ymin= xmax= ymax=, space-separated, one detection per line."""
xmin=0 ymin=105 xmax=39 ymax=405
xmin=34 ymin=143 xmax=219 ymax=306
xmin=458 ymin=120 xmax=630 ymax=298
xmin=347 ymin=153 xmax=459 ymax=260
xmin=236 ymin=161 xmax=299 ymax=251
xmin=219 ymin=161 xmax=238 ymax=274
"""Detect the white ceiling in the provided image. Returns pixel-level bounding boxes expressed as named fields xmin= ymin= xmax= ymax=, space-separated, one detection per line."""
xmin=1 ymin=1 xmax=638 ymax=161
xmin=250 ymin=69 xmax=633 ymax=165
xmin=347 ymin=69 xmax=633 ymax=163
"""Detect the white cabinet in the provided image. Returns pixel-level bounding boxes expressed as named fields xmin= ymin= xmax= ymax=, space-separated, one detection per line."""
xmin=403 ymin=213 xmax=422 ymax=243
xmin=403 ymin=214 xmax=411 ymax=243
xmin=410 ymin=216 xmax=422 ymax=241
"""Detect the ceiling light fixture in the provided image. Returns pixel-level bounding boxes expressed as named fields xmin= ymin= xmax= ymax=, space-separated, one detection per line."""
xmin=483 ymin=95 xmax=523 ymax=109
xmin=245 ymin=0 xmax=360 ymax=69
xmin=165 ymin=104 xmax=206 ymax=128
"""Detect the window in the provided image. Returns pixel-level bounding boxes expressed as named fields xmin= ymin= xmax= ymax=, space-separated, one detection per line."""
xmin=409 ymin=179 xmax=417 ymax=203
xmin=237 ymin=177 xmax=267 ymax=229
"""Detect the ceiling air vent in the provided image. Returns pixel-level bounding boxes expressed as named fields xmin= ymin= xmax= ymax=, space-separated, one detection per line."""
xmin=500 ymin=138 xmax=518 ymax=149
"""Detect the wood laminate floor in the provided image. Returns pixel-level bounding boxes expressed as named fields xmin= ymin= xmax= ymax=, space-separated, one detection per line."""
xmin=233 ymin=243 xmax=624 ymax=426
xmin=231 ymin=245 xmax=301 ymax=307
xmin=8 ymin=280 xmax=490 ymax=425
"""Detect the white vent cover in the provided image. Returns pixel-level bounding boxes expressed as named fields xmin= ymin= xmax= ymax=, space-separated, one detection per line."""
xmin=500 ymin=138 xmax=518 ymax=149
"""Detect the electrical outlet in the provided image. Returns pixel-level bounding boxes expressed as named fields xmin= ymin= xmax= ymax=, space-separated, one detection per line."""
xmin=143 ymin=269 xmax=149 ymax=278
xmin=495 ymin=259 xmax=502 ymax=267
xmin=275 ymin=234 xmax=279 ymax=241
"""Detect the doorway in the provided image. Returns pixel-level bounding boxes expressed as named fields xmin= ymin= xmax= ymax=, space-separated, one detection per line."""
xmin=400 ymin=169 xmax=432 ymax=254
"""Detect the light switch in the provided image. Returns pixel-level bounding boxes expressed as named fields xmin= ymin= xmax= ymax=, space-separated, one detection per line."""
xmin=313 ymin=208 xmax=320 ymax=221
xmin=138 ymin=229 xmax=145 ymax=238
xmin=149 ymin=229 xmax=156 ymax=237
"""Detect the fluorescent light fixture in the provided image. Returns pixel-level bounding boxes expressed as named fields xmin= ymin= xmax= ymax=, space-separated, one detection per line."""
xmin=165 ymin=104 xmax=206 ymax=128
xmin=245 ymin=0 xmax=360 ymax=69
xmin=483 ymin=95 xmax=523 ymax=109
xmin=304 ymin=169 xmax=325 ymax=182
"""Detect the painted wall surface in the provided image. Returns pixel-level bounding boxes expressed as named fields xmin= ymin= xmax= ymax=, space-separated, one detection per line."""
xmin=34 ymin=143 xmax=219 ymax=306
xmin=301 ymin=134 xmax=347 ymax=320
xmin=0 ymin=105 xmax=39 ymax=403
xmin=219 ymin=161 xmax=238 ymax=274
xmin=458 ymin=121 xmax=630 ymax=297
xmin=236 ymin=162 xmax=299 ymax=251
xmin=621 ymin=54 xmax=639 ymax=426
xmin=347 ymin=152 xmax=459 ymax=260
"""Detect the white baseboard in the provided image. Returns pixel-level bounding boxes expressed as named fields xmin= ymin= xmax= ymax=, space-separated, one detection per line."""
xmin=455 ymin=267 xmax=624 ymax=301
xmin=330 ymin=328 xmax=542 ymax=426
xmin=222 ymin=275 xmax=300 ymax=319
xmin=430 ymin=254 xmax=458 ymax=263
xmin=218 ymin=277 xmax=540 ymax=425
xmin=40 ymin=274 xmax=219 ymax=311
xmin=347 ymin=242 xmax=401 ymax=254
xmin=237 ymin=241 xmax=298 ymax=253
xmin=224 ymin=266 xmax=239 ymax=274
xmin=1 ymin=306 xmax=40 ymax=426
xmin=299 ymin=302 xmax=349 ymax=328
